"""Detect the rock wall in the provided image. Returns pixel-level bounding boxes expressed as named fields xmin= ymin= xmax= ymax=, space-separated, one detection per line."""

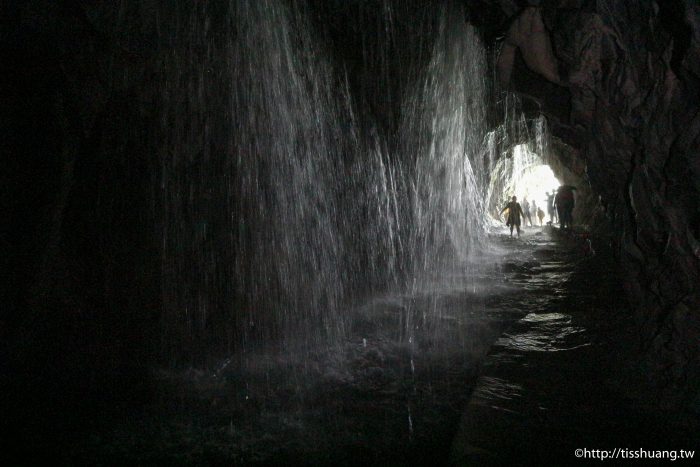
xmin=543 ymin=137 xmax=601 ymax=228
xmin=496 ymin=0 xmax=700 ymax=409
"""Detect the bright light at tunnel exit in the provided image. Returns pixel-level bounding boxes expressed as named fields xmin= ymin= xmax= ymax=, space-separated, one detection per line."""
xmin=514 ymin=166 xmax=560 ymax=213
xmin=510 ymin=145 xmax=561 ymax=214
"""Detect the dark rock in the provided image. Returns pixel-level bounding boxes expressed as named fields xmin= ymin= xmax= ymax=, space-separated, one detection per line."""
xmin=497 ymin=0 xmax=700 ymax=409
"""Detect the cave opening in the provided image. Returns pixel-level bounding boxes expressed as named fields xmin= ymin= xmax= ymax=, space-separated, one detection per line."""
xmin=486 ymin=143 xmax=561 ymax=224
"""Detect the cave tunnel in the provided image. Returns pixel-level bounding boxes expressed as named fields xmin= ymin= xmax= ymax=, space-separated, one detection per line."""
xmin=3 ymin=0 xmax=700 ymax=464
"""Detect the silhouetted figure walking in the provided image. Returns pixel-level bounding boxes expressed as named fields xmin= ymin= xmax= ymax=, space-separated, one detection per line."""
xmin=555 ymin=185 xmax=575 ymax=229
xmin=546 ymin=191 xmax=557 ymax=224
xmin=537 ymin=207 xmax=545 ymax=226
xmin=531 ymin=200 xmax=538 ymax=226
xmin=522 ymin=197 xmax=533 ymax=227
xmin=501 ymin=196 xmax=526 ymax=238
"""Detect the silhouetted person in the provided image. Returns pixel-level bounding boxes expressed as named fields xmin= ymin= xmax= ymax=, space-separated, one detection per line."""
xmin=555 ymin=185 xmax=575 ymax=229
xmin=531 ymin=200 xmax=538 ymax=225
xmin=537 ymin=207 xmax=545 ymax=226
xmin=501 ymin=196 xmax=526 ymax=237
xmin=546 ymin=191 xmax=556 ymax=224
xmin=501 ymin=197 xmax=511 ymax=221
xmin=522 ymin=197 xmax=533 ymax=226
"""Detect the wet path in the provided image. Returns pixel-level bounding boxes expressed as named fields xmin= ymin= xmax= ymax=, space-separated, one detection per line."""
xmin=66 ymin=226 xmax=699 ymax=465
xmin=450 ymin=227 xmax=698 ymax=465
xmin=71 ymin=227 xmax=570 ymax=465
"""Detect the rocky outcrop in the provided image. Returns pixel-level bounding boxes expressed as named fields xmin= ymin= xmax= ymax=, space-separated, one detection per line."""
xmin=497 ymin=7 xmax=562 ymax=86
xmin=496 ymin=0 xmax=700 ymax=410
xmin=543 ymin=137 xmax=601 ymax=228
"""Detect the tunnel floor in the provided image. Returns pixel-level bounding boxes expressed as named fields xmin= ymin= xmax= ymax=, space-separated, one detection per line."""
xmin=65 ymin=225 xmax=697 ymax=465
xmin=450 ymin=226 xmax=699 ymax=465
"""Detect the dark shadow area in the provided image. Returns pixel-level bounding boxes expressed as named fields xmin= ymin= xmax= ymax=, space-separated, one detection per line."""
xmin=451 ymin=227 xmax=700 ymax=465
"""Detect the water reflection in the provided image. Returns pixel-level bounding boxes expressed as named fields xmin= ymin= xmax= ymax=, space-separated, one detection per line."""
xmin=473 ymin=376 xmax=523 ymax=403
xmin=495 ymin=312 xmax=590 ymax=352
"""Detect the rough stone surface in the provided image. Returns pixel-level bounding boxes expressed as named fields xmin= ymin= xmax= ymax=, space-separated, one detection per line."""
xmin=497 ymin=0 xmax=700 ymax=409
xmin=497 ymin=7 xmax=562 ymax=86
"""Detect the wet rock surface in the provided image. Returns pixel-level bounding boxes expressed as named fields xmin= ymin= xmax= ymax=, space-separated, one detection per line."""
xmin=487 ymin=0 xmax=700 ymax=408
xmin=451 ymin=227 xmax=700 ymax=465
xmin=55 ymin=227 xmax=534 ymax=464
xmin=59 ymin=225 xmax=699 ymax=466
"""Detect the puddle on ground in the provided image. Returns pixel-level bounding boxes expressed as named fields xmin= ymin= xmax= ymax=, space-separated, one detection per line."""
xmin=495 ymin=312 xmax=590 ymax=352
xmin=472 ymin=376 xmax=523 ymax=403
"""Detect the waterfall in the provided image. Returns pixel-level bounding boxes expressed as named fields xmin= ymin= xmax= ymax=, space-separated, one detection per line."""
xmin=399 ymin=4 xmax=488 ymax=273
xmin=157 ymin=0 xmax=359 ymax=362
xmin=153 ymin=0 xmax=492 ymax=364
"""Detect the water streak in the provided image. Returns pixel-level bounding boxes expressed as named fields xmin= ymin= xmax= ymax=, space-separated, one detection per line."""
xmin=152 ymin=0 xmax=505 ymax=364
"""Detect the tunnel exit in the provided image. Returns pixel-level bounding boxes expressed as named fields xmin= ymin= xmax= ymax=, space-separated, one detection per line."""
xmin=486 ymin=143 xmax=561 ymax=225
